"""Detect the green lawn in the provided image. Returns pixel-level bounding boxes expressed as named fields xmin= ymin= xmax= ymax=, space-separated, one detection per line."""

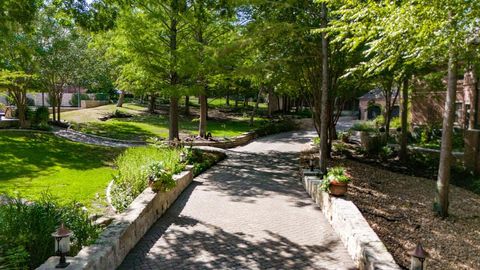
xmin=62 ymin=103 xmax=268 ymax=141
xmin=0 ymin=131 xmax=122 ymax=209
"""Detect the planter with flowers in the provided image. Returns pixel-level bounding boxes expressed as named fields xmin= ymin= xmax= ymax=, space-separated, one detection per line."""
xmin=320 ymin=167 xmax=351 ymax=196
xmin=146 ymin=161 xmax=177 ymax=192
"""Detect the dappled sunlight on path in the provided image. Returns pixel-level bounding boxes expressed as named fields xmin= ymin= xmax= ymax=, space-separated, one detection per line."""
xmin=119 ymin=131 xmax=355 ymax=270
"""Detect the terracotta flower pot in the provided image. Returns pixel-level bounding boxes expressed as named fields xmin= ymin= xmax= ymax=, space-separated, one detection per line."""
xmin=329 ymin=180 xmax=348 ymax=196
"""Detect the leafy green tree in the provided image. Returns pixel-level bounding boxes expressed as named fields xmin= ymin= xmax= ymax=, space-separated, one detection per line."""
xmin=0 ymin=71 xmax=37 ymax=127
xmin=0 ymin=1 xmax=40 ymax=127
xmin=36 ymin=9 xmax=88 ymax=122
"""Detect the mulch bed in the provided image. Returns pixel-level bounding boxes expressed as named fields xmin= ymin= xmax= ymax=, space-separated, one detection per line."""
xmin=301 ymin=151 xmax=480 ymax=270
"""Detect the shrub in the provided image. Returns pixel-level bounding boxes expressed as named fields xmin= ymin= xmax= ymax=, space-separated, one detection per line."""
xmin=255 ymin=119 xmax=297 ymax=136
xmin=0 ymin=102 xmax=6 ymax=111
xmin=390 ymin=117 xmax=401 ymax=129
xmin=373 ymin=115 xmax=385 ymax=126
xmin=186 ymin=148 xmax=225 ymax=176
xmin=332 ymin=142 xmax=349 ymax=155
xmin=379 ymin=145 xmax=394 ymax=161
xmin=94 ymin=93 xmax=109 ymax=101
xmin=0 ymin=194 xmax=99 ymax=269
xmin=69 ymin=94 xmax=90 ymax=107
xmin=33 ymin=107 xmax=49 ymax=126
xmin=351 ymin=121 xmax=376 ymax=132
xmin=110 ymin=146 xmax=185 ymax=211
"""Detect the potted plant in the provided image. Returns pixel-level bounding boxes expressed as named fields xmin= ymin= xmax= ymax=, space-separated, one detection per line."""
xmin=320 ymin=167 xmax=351 ymax=196
xmin=145 ymin=162 xmax=176 ymax=192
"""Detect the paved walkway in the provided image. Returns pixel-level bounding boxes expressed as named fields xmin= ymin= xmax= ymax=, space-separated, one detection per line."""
xmin=119 ymin=131 xmax=356 ymax=270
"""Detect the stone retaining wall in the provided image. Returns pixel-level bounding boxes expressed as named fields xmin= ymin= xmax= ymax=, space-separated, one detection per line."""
xmin=301 ymin=172 xmax=401 ymax=270
xmin=37 ymin=166 xmax=194 ymax=270
xmin=187 ymin=131 xmax=257 ymax=149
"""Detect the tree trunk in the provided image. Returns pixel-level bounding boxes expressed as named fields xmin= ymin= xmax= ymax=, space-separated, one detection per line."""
xmin=268 ymin=87 xmax=274 ymax=117
xmin=235 ymin=98 xmax=238 ymax=108
xmin=51 ymin=96 xmax=56 ymax=122
xmin=168 ymin=0 xmax=179 ymax=141
xmin=243 ymin=97 xmax=248 ymax=107
xmin=57 ymin=93 xmax=62 ymax=122
xmin=117 ymin=91 xmax=125 ymax=107
xmin=169 ymin=96 xmax=179 ymax=141
xmin=250 ymin=87 xmax=263 ymax=127
xmin=399 ymin=76 xmax=409 ymax=162
xmin=435 ymin=49 xmax=457 ymax=218
xmin=199 ymin=94 xmax=207 ymax=138
xmin=319 ymin=2 xmax=329 ymax=175
xmin=184 ymin=95 xmax=190 ymax=115
xmin=226 ymin=93 xmax=230 ymax=106
xmin=18 ymin=104 xmax=26 ymax=128
xmin=148 ymin=94 xmax=156 ymax=114
xmin=469 ymin=68 xmax=478 ymax=129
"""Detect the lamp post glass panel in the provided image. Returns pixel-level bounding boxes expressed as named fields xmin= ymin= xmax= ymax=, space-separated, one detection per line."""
xmin=410 ymin=243 xmax=427 ymax=270
xmin=51 ymin=223 xmax=72 ymax=268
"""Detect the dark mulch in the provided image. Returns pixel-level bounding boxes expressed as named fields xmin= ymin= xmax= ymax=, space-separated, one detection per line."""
xmin=301 ymin=150 xmax=480 ymax=270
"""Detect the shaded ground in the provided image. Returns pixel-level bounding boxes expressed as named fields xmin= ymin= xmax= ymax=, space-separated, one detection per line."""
xmin=119 ymin=131 xmax=356 ymax=270
xmin=306 ymin=155 xmax=480 ymax=270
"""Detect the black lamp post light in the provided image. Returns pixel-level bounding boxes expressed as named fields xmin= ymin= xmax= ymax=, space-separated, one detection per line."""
xmin=309 ymin=157 xmax=315 ymax=171
xmin=52 ymin=223 xmax=72 ymax=268
xmin=410 ymin=243 xmax=428 ymax=270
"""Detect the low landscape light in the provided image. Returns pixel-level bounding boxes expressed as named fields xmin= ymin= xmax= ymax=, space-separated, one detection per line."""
xmin=51 ymin=223 xmax=72 ymax=269
xmin=309 ymin=158 xmax=315 ymax=171
xmin=410 ymin=243 xmax=427 ymax=270
xmin=180 ymin=152 xmax=186 ymax=163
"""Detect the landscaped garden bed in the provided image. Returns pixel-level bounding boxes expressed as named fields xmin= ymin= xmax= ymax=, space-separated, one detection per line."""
xmin=301 ymin=149 xmax=480 ymax=270
xmin=108 ymin=145 xmax=225 ymax=212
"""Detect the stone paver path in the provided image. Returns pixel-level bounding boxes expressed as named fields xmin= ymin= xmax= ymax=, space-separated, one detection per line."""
xmin=119 ymin=131 xmax=356 ymax=270
xmin=54 ymin=129 xmax=145 ymax=147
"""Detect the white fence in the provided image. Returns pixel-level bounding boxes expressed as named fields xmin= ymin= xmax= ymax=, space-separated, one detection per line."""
xmin=0 ymin=93 xmax=97 ymax=107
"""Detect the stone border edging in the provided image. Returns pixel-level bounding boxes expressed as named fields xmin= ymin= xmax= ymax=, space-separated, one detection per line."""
xmin=37 ymin=166 xmax=194 ymax=270
xmin=185 ymin=131 xmax=257 ymax=149
xmin=105 ymin=180 xmax=116 ymax=213
xmin=301 ymin=171 xmax=401 ymax=270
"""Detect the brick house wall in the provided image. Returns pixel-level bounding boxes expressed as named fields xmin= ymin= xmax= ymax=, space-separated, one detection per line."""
xmin=411 ymin=73 xmax=476 ymax=129
xmin=358 ymin=89 xmax=400 ymax=121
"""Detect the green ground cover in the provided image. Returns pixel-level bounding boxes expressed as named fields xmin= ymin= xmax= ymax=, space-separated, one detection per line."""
xmin=62 ymin=103 xmax=268 ymax=141
xmin=0 ymin=131 xmax=122 ymax=208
